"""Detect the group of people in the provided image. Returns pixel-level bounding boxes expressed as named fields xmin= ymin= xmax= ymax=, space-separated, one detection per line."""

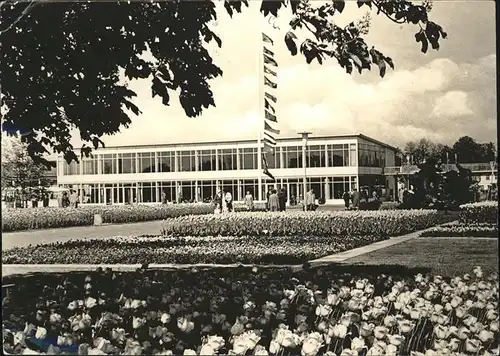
xmin=342 ymin=188 xmax=381 ymax=210
xmin=266 ymin=188 xmax=287 ymax=212
xmin=58 ymin=190 xmax=80 ymax=208
xmin=212 ymin=189 xmax=234 ymax=214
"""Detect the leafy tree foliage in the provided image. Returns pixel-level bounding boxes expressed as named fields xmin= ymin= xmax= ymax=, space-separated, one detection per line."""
xmin=1 ymin=136 xmax=52 ymax=192
xmin=404 ymin=136 xmax=496 ymax=164
xmin=0 ymin=0 xmax=445 ymax=165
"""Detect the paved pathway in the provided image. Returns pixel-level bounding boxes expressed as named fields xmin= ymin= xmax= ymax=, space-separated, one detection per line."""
xmin=2 ymin=220 xmax=165 ymax=250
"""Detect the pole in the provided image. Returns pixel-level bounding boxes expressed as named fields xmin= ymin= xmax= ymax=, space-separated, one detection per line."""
xmin=299 ymin=132 xmax=311 ymax=210
xmin=257 ymin=30 xmax=263 ymax=202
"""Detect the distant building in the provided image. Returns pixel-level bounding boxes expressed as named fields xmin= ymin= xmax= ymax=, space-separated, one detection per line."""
xmin=56 ymin=134 xmax=398 ymax=205
xmin=460 ymin=162 xmax=498 ymax=190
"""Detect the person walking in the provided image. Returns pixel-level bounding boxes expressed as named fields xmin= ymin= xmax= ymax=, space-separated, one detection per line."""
xmin=225 ymin=190 xmax=233 ymax=212
xmin=278 ymin=187 xmax=287 ymax=212
xmin=213 ymin=189 xmax=223 ymax=214
xmin=304 ymin=189 xmax=315 ymax=211
xmin=269 ymin=189 xmax=279 ymax=212
xmin=244 ymin=191 xmax=254 ymax=211
xmin=351 ymin=188 xmax=360 ymax=210
xmin=266 ymin=189 xmax=272 ymax=211
xmin=342 ymin=190 xmax=350 ymax=210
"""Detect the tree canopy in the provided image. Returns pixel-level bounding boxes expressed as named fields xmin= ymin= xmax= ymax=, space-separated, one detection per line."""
xmin=403 ymin=136 xmax=496 ymax=165
xmin=0 ymin=0 xmax=446 ymax=166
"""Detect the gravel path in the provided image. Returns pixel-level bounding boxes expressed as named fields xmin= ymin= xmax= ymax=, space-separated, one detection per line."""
xmin=2 ymin=220 xmax=165 ymax=250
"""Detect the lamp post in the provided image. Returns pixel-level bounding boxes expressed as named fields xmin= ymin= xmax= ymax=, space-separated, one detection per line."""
xmin=298 ymin=132 xmax=311 ymax=210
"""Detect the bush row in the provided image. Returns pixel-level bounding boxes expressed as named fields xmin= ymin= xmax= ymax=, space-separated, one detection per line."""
xmin=419 ymin=222 xmax=498 ymax=238
xmin=2 ymin=234 xmax=386 ymax=265
xmin=161 ymin=210 xmax=443 ymax=238
xmin=459 ymin=201 xmax=498 ymax=224
xmin=2 ymin=204 xmax=214 ymax=232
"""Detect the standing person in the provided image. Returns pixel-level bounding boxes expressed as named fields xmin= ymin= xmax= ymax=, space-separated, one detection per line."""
xmin=69 ymin=190 xmax=77 ymax=208
xmin=266 ymin=189 xmax=272 ymax=211
xmin=244 ymin=191 xmax=254 ymax=211
xmin=342 ymin=190 xmax=350 ymax=210
xmin=278 ymin=187 xmax=287 ymax=212
xmin=304 ymin=189 xmax=313 ymax=211
xmin=213 ymin=189 xmax=223 ymax=214
xmin=351 ymin=188 xmax=360 ymax=210
xmin=161 ymin=190 xmax=167 ymax=204
xmin=225 ymin=190 xmax=233 ymax=212
xmin=269 ymin=189 xmax=279 ymax=212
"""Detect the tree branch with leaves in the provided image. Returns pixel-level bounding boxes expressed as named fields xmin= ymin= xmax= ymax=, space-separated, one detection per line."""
xmin=0 ymin=0 xmax=446 ymax=166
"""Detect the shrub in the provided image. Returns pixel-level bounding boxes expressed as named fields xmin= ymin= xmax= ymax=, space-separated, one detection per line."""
xmin=420 ymin=223 xmax=498 ymax=238
xmin=379 ymin=201 xmax=400 ymax=210
xmin=459 ymin=201 xmax=498 ymax=224
xmin=162 ymin=210 xmax=442 ymax=238
xmin=233 ymin=202 xmax=267 ymax=212
xmin=2 ymin=203 xmax=213 ymax=232
xmin=2 ymin=234 xmax=387 ymax=264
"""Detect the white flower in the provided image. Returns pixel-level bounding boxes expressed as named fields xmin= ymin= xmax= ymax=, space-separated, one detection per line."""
xmin=67 ymin=301 xmax=78 ymax=311
xmin=373 ymin=326 xmax=388 ymax=340
xmin=478 ymin=329 xmax=495 ymax=343
xmin=35 ymin=326 xmax=47 ymax=340
xmin=254 ymin=345 xmax=269 ymax=356
xmin=85 ymin=297 xmax=97 ymax=309
xmin=301 ymin=335 xmax=323 ymax=356
xmin=160 ymin=313 xmax=171 ymax=324
xmin=269 ymin=340 xmax=281 ymax=354
xmin=21 ymin=349 xmax=40 ymax=355
xmin=88 ymin=348 xmax=107 ymax=355
xmin=205 ymin=335 xmax=225 ymax=351
xmin=332 ymin=324 xmax=348 ymax=338
xmin=387 ymin=334 xmax=405 ymax=347
xmin=350 ymin=337 xmax=365 ymax=352
xmin=326 ymin=293 xmax=339 ymax=306
xmin=199 ymin=345 xmax=215 ymax=356
xmin=177 ymin=317 xmax=194 ymax=333
xmin=183 ymin=349 xmax=197 ymax=356
xmin=315 ymin=304 xmax=332 ymax=317
xmin=386 ymin=344 xmax=398 ymax=355
xmin=132 ymin=316 xmax=146 ymax=329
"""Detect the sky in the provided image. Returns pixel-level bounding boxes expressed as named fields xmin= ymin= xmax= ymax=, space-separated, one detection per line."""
xmin=66 ymin=0 xmax=497 ymax=150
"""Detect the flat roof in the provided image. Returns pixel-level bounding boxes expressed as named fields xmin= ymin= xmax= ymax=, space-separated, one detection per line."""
xmin=77 ymin=133 xmax=398 ymax=152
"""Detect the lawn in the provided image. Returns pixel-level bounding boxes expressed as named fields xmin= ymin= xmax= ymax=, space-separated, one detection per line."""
xmin=342 ymin=236 xmax=499 ymax=276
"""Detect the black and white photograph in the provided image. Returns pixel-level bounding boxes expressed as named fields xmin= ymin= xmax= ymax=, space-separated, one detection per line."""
xmin=1 ymin=0 xmax=498 ymax=355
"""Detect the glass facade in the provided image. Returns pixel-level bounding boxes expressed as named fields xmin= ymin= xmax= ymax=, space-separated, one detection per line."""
xmin=307 ymin=145 xmax=326 ymax=168
xmin=59 ymin=138 xmax=393 ymax=203
xmin=218 ymin=149 xmax=237 ymax=171
xmin=358 ymin=143 xmax=385 ymax=167
xmin=137 ymin=152 xmax=154 ymax=173
xmin=198 ymin=150 xmax=216 ymax=171
xmin=327 ymin=144 xmax=356 ymax=167
xmin=178 ymin=150 xmax=196 ymax=172
xmin=158 ymin=151 xmax=174 ymax=172
xmin=118 ymin=153 xmax=136 ymax=174
xmin=283 ymin=146 xmax=302 ymax=168
xmin=240 ymin=148 xmax=258 ymax=170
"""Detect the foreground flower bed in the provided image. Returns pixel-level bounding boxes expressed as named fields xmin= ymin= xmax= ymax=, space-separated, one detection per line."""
xmin=3 ymin=266 xmax=498 ymax=355
xmin=2 ymin=234 xmax=386 ymax=264
xmin=2 ymin=204 xmax=213 ymax=232
xmin=420 ymin=222 xmax=498 ymax=238
xmin=162 ymin=210 xmax=446 ymax=237
xmin=459 ymin=201 xmax=498 ymax=224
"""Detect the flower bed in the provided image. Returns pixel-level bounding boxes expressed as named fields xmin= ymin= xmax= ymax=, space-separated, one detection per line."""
xmin=459 ymin=201 xmax=498 ymax=224
xmin=2 ymin=204 xmax=213 ymax=232
xmin=3 ymin=266 xmax=498 ymax=355
xmin=233 ymin=202 xmax=268 ymax=212
xmin=162 ymin=210 xmax=444 ymax=237
xmin=2 ymin=234 xmax=387 ymax=265
xmin=420 ymin=222 xmax=498 ymax=238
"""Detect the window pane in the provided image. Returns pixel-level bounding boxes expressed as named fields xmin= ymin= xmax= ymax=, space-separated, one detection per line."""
xmin=199 ymin=150 xmax=216 ymax=171
xmin=159 ymin=152 xmax=174 ymax=172
xmin=218 ymin=149 xmax=237 ymax=171
xmin=178 ymin=151 xmax=195 ymax=172
xmin=240 ymin=148 xmax=257 ymax=170
xmin=138 ymin=152 xmax=155 ymax=173
xmin=284 ymin=146 xmax=302 ymax=168
xmin=101 ymin=154 xmax=115 ymax=174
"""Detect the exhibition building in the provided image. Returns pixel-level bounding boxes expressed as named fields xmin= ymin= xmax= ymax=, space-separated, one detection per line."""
xmin=56 ymin=134 xmax=398 ymax=205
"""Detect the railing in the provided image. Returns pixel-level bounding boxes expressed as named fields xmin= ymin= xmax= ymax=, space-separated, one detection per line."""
xmin=460 ymin=163 xmax=497 ymax=172
xmin=384 ymin=163 xmax=498 ymax=175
